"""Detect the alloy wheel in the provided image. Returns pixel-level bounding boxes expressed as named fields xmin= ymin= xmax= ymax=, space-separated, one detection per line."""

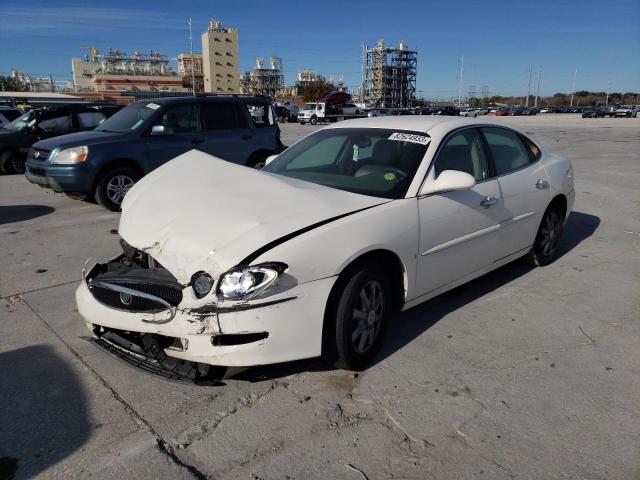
xmin=351 ymin=280 xmax=385 ymax=354
xmin=106 ymin=174 xmax=134 ymax=205
xmin=538 ymin=211 xmax=562 ymax=258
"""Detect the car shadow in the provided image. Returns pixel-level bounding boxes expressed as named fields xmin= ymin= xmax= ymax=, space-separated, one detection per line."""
xmin=234 ymin=211 xmax=600 ymax=382
xmin=0 ymin=345 xmax=91 ymax=479
xmin=0 ymin=205 xmax=54 ymax=225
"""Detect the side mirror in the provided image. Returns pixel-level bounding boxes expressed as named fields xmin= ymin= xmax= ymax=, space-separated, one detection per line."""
xmin=151 ymin=125 xmax=165 ymax=136
xmin=420 ymin=170 xmax=476 ymax=196
xmin=265 ymin=154 xmax=278 ymax=166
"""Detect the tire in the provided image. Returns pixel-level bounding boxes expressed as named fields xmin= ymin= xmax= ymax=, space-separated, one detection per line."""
xmin=95 ymin=166 xmax=140 ymax=212
xmin=310 ymin=116 xmax=318 ymax=125
xmin=0 ymin=150 xmax=24 ymax=174
xmin=324 ymin=267 xmax=391 ymax=370
xmin=526 ymin=206 xmax=565 ymax=266
xmin=246 ymin=152 xmax=268 ymax=170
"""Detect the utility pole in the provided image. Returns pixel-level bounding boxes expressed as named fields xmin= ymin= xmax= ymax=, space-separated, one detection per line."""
xmin=188 ymin=18 xmax=195 ymax=96
xmin=534 ymin=65 xmax=541 ymax=108
xmin=457 ymin=56 xmax=464 ymax=107
xmin=49 ymin=74 xmax=55 ymax=93
xmin=570 ymin=68 xmax=577 ymax=107
xmin=525 ymin=64 xmax=532 ymax=108
xmin=605 ymin=80 xmax=611 ymax=105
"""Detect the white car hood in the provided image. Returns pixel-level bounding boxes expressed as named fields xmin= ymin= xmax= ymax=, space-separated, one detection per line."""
xmin=119 ymin=150 xmax=385 ymax=283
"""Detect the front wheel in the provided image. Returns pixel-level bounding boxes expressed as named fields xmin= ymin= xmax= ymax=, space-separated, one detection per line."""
xmin=325 ymin=268 xmax=391 ymax=370
xmin=526 ymin=207 xmax=564 ymax=266
xmin=246 ymin=152 xmax=268 ymax=170
xmin=95 ymin=166 xmax=140 ymax=211
xmin=0 ymin=150 xmax=25 ymax=174
xmin=310 ymin=116 xmax=318 ymax=125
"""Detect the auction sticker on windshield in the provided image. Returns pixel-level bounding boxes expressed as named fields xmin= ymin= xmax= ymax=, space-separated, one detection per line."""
xmin=146 ymin=103 xmax=161 ymax=110
xmin=388 ymin=132 xmax=430 ymax=145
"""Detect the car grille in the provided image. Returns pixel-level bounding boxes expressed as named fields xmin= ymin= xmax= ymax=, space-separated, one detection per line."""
xmin=30 ymin=148 xmax=50 ymax=161
xmin=89 ymin=281 xmax=183 ymax=312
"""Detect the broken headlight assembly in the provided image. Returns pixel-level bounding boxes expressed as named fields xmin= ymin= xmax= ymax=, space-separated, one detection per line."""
xmin=217 ymin=262 xmax=287 ymax=301
xmin=191 ymin=271 xmax=214 ymax=298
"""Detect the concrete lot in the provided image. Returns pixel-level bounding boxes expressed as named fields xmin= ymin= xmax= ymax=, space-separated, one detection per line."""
xmin=1 ymin=115 xmax=639 ymax=479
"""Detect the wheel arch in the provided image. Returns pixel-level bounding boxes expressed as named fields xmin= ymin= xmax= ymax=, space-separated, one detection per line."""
xmin=91 ymin=158 xmax=144 ymax=191
xmin=547 ymin=193 xmax=568 ymax=221
xmin=321 ymin=248 xmax=407 ymax=361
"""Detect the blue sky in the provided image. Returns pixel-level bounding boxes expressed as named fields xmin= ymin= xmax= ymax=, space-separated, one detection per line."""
xmin=1 ymin=0 xmax=638 ymax=99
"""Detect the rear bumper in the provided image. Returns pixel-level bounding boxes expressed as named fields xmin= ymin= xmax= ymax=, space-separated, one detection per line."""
xmin=25 ymin=161 xmax=93 ymax=194
xmin=76 ymin=274 xmax=337 ymax=368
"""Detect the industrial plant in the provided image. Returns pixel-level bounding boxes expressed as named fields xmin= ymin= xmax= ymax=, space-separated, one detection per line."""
xmin=362 ymin=39 xmax=418 ymax=108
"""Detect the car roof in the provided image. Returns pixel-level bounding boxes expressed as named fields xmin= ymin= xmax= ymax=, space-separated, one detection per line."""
xmin=325 ymin=115 xmax=486 ymax=133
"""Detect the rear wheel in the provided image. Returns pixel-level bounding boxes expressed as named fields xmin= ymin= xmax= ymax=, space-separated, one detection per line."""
xmin=526 ymin=206 xmax=564 ymax=266
xmin=324 ymin=267 xmax=391 ymax=370
xmin=95 ymin=166 xmax=140 ymax=211
xmin=0 ymin=150 xmax=24 ymax=174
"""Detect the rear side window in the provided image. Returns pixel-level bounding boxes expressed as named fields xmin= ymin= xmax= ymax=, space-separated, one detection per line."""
xmin=482 ymin=127 xmax=532 ymax=175
xmin=38 ymin=114 xmax=72 ymax=132
xmin=245 ymin=102 xmax=274 ymax=128
xmin=201 ymin=102 xmax=245 ymax=130
xmin=519 ymin=134 xmax=542 ymax=161
xmin=77 ymin=111 xmax=107 ymax=128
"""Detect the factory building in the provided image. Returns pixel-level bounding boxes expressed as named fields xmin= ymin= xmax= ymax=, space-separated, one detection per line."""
xmin=71 ymin=48 xmax=186 ymax=93
xmin=177 ymin=53 xmax=204 ymax=93
xmin=201 ymin=19 xmax=240 ymax=93
xmin=240 ymin=57 xmax=284 ymax=97
xmin=362 ymin=39 xmax=417 ymax=108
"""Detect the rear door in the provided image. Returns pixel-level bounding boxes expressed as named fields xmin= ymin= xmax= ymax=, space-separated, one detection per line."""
xmin=481 ymin=127 xmax=551 ymax=259
xmin=415 ymin=128 xmax=507 ymax=297
xmin=35 ymin=112 xmax=74 ymax=140
xmin=201 ymin=101 xmax=250 ymax=164
xmin=75 ymin=110 xmax=107 ymax=131
xmin=144 ymin=103 xmax=206 ymax=170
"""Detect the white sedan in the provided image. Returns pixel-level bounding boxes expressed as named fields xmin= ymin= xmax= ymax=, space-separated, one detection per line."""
xmin=77 ymin=117 xmax=574 ymax=380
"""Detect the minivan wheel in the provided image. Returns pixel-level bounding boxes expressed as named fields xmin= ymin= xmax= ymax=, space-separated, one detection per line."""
xmin=246 ymin=152 xmax=268 ymax=170
xmin=95 ymin=166 xmax=140 ymax=211
xmin=324 ymin=267 xmax=391 ymax=370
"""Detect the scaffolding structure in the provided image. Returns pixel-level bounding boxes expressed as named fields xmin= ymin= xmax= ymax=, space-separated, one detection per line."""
xmin=240 ymin=57 xmax=284 ymax=97
xmin=363 ymin=40 xmax=417 ymax=108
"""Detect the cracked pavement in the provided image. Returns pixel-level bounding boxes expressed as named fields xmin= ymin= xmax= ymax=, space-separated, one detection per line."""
xmin=1 ymin=116 xmax=639 ymax=479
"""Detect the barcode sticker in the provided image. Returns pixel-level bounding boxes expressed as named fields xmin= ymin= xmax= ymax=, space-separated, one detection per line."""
xmin=388 ymin=132 xmax=430 ymax=145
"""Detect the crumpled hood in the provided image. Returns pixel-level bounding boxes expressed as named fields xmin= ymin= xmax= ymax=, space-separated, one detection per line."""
xmin=119 ymin=150 xmax=384 ymax=283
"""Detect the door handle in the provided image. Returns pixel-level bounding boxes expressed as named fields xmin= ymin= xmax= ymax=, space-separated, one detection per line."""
xmin=535 ymin=179 xmax=550 ymax=190
xmin=480 ymin=196 xmax=499 ymax=208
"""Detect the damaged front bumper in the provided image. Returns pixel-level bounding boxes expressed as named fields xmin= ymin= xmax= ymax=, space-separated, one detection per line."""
xmin=76 ymin=256 xmax=337 ymax=373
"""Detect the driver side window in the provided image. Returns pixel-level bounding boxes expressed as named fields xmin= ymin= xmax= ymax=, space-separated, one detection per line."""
xmin=434 ymin=129 xmax=489 ymax=181
xmin=154 ymin=104 xmax=199 ymax=135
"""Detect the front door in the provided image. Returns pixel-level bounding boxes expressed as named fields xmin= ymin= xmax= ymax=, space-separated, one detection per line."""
xmin=415 ymin=128 xmax=505 ymax=298
xmin=145 ymin=103 xmax=207 ymax=171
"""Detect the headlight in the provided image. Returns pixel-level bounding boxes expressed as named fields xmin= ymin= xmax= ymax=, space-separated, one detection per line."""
xmin=217 ymin=262 xmax=287 ymax=300
xmin=191 ymin=271 xmax=214 ymax=298
xmin=51 ymin=146 xmax=88 ymax=164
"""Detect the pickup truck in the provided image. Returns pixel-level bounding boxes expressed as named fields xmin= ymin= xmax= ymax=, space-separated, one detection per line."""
xmin=297 ymin=102 xmax=365 ymax=125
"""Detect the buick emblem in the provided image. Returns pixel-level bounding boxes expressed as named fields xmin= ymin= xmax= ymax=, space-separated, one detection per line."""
xmin=34 ymin=151 xmax=41 ymax=158
xmin=119 ymin=293 xmax=133 ymax=305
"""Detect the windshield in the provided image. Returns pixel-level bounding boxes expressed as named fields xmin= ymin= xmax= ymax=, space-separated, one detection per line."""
xmin=303 ymin=104 xmax=316 ymax=110
xmin=2 ymin=111 xmax=32 ymax=132
xmin=96 ymin=102 xmax=157 ymax=132
xmin=263 ymin=128 xmax=430 ymax=199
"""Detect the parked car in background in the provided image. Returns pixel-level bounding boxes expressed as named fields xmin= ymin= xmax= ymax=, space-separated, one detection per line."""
xmin=0 ymin=107 xmax=23 ymax=127
xmin=459 ymin=108 xmax=479 ymax=117
xmin=366 ymin=108 xmax=391 ymax=117
xmin=437 ymin=106 xmax=460 ymax=116
xmin=0 ymin=104 xmax=114 ymax=174
xmin=76 ymin=116 xmax=574 ymax=378
xmin=614 ymin=106 xmax=635 ymax=118
xmin=475 ymin=107 xmax=490 ymax=115
xmin=275 ymin=101 xmax=299 ymax=122
xmin=495 ymin=108 xmax=509 ymax=116
xmin=582 ymin=108 xmax=604 ymax=118
xmin=25 ymin=96 xmax=283 ymax=210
